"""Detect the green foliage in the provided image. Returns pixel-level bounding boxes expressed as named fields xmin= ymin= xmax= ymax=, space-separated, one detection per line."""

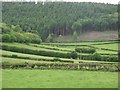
xmin=1 ymin=23 xmax=42 ymax=44
xmin=2 ymin=34 xmax=12 ymax=42
xmin=13 ymin=25 xmax=22 ymax=32
xmin=25 ymin=32 xmax=42 ymax=44
xmin=75 ymin=47 xmax=96 ymax=54
xmin=71 ymin=51 xmax=78 ymax=59
xmin=11 ymin=54 xmax=18 ymax=58
xmin=73 ymin=31 xmax=78 ymax=42
xmin=53 ymin=58 xmax=61 ymax=62
xmin=78 ymin=54 xmax=118 ymax=62
xmin=1 ymin=23 xmax=12 ymax=34
xmin=93 ymin=53 xmax=101 ymax=61
xmin=2 ymin=57 xmax=118 ymax=72
xmin=47 ymin=34 xmax=54 ymax=42
xmin=2 ymin=2 xmax=118 ymax=40
xmin=1 ymin=44 xmax=71 ymax=59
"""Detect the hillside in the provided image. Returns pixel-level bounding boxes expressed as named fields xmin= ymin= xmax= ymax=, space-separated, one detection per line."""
xmin=0 ymin=23 xmax=42 ymax=43
xmin=2 ymin=2 xmax=118 ymax=41
xmin=1 ymin=2 xmax=119 ymax=88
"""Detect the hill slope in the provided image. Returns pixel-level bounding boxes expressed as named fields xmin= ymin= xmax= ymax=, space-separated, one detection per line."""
xmin=2 ymin=2 xmax=118 ymax=40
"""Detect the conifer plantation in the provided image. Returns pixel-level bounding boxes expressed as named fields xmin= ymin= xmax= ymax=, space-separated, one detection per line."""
xmin=1 ymin=2 xmax=119 ymax=88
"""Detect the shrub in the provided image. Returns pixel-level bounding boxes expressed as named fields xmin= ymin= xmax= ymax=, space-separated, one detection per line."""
xmin=93 ymin=53 xmax=101 ymax=61
xmin=46 ymin=34 xmax=54 ymax=42
xmin=75 ymin=47 xmax=96 ymax=54
xmin=71 ymin=51 xmax=78 ymax=59
xmin=79 ymin=54 xmax=92 ymax=60
xmin=73 ymin=31 xmax=78 ymax=42
xmin=2 ymin=34 xmax=11 ymax=42
xmin=11 ymin=54 xmax=18 ymax=58
xmin=53 ymin=58 xmax=61 ymax=62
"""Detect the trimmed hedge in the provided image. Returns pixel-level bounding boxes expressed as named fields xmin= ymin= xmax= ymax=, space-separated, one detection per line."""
xmin=75 ymin=47 xmax=96 ymax=54
xmin=2 ymin=61 xmax=119 ymax=72
xmin=79 ymin=53 xmax=118 ymax=62
xmin=2 ymin=54 xmax=74 ymax=63
xmin=31 ymin=44 xmax=72 ymax=52
xmin=1 ymin=44 xmax=71 ymax=59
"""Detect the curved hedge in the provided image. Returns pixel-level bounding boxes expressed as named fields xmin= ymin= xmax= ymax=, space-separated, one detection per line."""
xmin=1 ymin=44 xmax=71 ymax=59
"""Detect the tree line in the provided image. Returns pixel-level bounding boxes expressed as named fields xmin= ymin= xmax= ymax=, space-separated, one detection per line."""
xmin=2 ymin=2 xmax=118 ymax=41
xmin=0 ymin=23 xmax=42 ymax=43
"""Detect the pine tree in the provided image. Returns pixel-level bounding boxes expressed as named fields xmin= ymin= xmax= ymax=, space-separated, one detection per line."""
xmin=73 ymin=31 xmax=78 ymax=42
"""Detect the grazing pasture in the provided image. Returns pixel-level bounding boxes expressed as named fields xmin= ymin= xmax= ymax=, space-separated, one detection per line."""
xmin=2 ymin=70 xmax=118 ymax=88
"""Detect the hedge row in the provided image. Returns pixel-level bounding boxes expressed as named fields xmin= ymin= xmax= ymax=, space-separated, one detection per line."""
xmin=79 ymin=53 xmax=118 ymax=62
xmin=1 ymin=44 xmax=71 ymax=59
xmin=75 ymin=48 xmax=96 ymax=54
xmin=2 ymin=61 xmax=119 ymax=72
xmin=43 ymin=41 xmax=119 ymax=47
xmin=2 ymin=54 xmax=74 ymax=63
xmin=32 ymin=44 xmax=72 ymax=52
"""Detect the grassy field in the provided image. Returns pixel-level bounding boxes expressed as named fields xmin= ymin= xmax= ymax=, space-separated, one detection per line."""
xmin=2 ymin=69 xmax=118 ymax=88
xmin=1 ymin=41 xmax=119 ymax=88
xmin=92 ymin=43 xmax=118 ymax=50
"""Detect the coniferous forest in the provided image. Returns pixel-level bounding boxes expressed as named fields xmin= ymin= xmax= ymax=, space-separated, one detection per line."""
xmin=2 ymin=2 xmax=118 ymax=41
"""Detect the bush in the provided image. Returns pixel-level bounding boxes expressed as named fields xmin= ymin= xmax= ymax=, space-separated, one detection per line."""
xmin=75 ymin=47 xmax=96 ymax=54
xmin=79 ymin=54 xmax=94 ymax=60
xmin=93 ymin=53 xmax=101 ymax=61
xmin=73 ymin=31 xmax=78 ymax=42
xmin=11 ymin=54 xmax=18 ymax=58
xmin=2 ymin=34 xmax=12 ymax=42
xmin=53 ymin=58 xmax=61 ymax=62
xmin=71 ymin=51 xmax=78 ymax=59
xmin=2 ymin=31 xmax=42 ymax=44
xmin=46 ymin=34 xmax=54 ymax=42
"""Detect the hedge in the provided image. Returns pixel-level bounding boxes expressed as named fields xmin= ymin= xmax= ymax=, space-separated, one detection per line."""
xmin=75 ymin=47 xmax=96 ymax=54
xmin=78 ymin=53 xmax=118 ymax=62
xmin=2 ymin=61 xmax=119 ymax=72
xmin=2 ymin=54 xmax=74 ymax=63
xmin=1 ymin=44 xmax=71 ymax=59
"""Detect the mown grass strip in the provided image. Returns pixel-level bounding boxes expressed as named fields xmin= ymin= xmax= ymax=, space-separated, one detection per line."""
xmin=42 ymin=41 xmax=119 ymax=46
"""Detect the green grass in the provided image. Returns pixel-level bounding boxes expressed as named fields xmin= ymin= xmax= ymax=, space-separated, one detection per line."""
xmin=1 ymin=41 xmax=119 ymax=88
xmin=92 ymin=43 xmax=118 ymax=50
xmin=2 ymin=69 xmax=118 ymax=88
xmin=42 ymin=40 xmax=117 ymax=46
xmin=96 ymin=49 xmax=117 ymax=54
